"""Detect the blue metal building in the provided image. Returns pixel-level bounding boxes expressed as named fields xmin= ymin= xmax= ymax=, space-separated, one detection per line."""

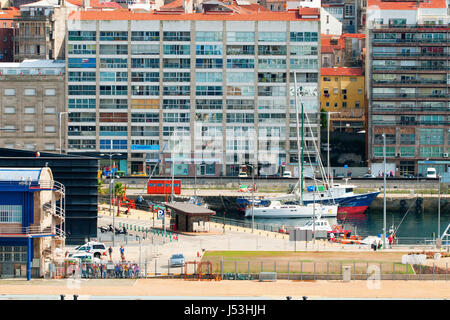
xmin=0 ymin=168 xmax=65 ymax=280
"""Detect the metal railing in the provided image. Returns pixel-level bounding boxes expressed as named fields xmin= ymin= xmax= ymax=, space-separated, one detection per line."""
xmin=0 ymin=225 xmax=54 ymax=235
xmin=47 ymin=259 xmax=450 ymax=281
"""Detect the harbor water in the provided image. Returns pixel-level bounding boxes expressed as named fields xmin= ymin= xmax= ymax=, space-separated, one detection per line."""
xmin=214 ymin=208 xmax=450 ymax=241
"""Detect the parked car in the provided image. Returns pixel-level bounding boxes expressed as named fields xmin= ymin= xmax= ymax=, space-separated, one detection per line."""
xmin=238 ymin=172 xmax=248 ymax=178
xmin=170 ymin=254 xmax=186 ymax=267
xmin=402 ymin=174 xmax=415 ymax=179
xmin=282 ymin=171 xmax=292 ymax=178
xmin=361 ymin=173 xmax=376 ymax=178
xmin=335 ymin=174 xmax=345 ymax=179
xmin=73 ymin=242 xmax=108 ymax=259
xmin=66 ymin=252 xmax=95 ymax=262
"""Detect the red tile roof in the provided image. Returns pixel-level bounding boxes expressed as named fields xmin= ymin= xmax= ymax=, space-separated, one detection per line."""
xmin=367 ymin=0 xmax=447 ymax=10
xmin=0 ymin=9 xmax=20 ymax=20
xmin=321 ymin=67 xmax=363 ymax=76
xmin=342 ymin=33 xmax=365 ymax=39
xmin=69 ymin=8 xmax=319 ymax=20
xmin=66 ymin=0 xmax=122 ymax=8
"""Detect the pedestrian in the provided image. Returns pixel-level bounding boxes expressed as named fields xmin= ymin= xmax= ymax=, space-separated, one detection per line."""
xmin=114 ymin=264 xmax=119 ymax=278
xmin=377 ymin=240 xmax=382 ymax=250
xmin=134 ymin=264 xmax=140 ymax=278
xmin=108 ymin=246 xmax=113 ymax=261
xmin=372 ymin=240 xmax=377 ymax=251
xmin=388 ymin=234 xmax=393 ymax=249
xmin=123 ymin=264 xmax=128 ymax=278
xmin=120 ymin=245 xmax=125 ymax=261
xmin=126 ymin=207 xmax=130 ymax=215
xmin=119 ymin=264 xmax=123 ymax=278
xmin=329 ymin=232 xmax=335 ymax=243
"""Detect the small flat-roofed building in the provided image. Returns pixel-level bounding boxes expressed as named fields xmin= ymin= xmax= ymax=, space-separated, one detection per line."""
xmin=165 ymin=202 xmax=215 ymax=233
xmin=0 ymin=167 xmax=65 ymax=279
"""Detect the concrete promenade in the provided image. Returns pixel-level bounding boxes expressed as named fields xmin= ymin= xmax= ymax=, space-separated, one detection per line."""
xmin=0 ymin=279 xmax=448 ymax=300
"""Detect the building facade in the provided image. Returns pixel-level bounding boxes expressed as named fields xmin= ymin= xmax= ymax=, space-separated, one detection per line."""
xmin=0 ymin=167 xmax=65 ymax=279
xmin=366 ymin=0 xmax=450 ymax=176
xmin=0 ymin=9 xmax=20 ymax=62
xmin=0 ymin=60 xmax=66 ymax=152
xmin=320 ymin=67 xmax=365 ymax=132
xmin=66 ymin=8 xmax=321 ymax=177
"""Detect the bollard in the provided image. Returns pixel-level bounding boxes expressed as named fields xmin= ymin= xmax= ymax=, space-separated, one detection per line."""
xmin=60 ymin=294 xmax=65 ymax=301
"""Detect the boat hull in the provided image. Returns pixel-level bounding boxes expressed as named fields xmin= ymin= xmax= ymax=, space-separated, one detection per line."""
xmin=244 ymin=205 xmax=338 ymax=219
xmin=238 ymin=192 xmax=379 ymax=215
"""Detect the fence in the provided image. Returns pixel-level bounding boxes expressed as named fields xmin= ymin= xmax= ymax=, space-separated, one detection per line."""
xmin=49 ymin=259 xmax=450 ymax=281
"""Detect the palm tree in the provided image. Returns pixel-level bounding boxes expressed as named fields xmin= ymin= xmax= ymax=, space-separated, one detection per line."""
xmin=113 ymin=182 xmax=126 ymax=216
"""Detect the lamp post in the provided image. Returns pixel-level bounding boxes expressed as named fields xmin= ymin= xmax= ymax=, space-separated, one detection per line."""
xmin=382 ymin=133 xmax=386 ymax=249
xmin=100 ymin=152 xmax=122 ymax=247
xmin=245 ymin=164 xmax=256 ymax=233
xmin=58 ymin=112 xmax=69 ymax=154
xmin=438 ymin=172 xmax=441 ymax=240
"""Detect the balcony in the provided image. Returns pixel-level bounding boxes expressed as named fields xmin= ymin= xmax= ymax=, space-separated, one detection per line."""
xmin=372 ymin=93 xmax=448 ymax=100
xmin=372 ymin=79 xmax=448 ymax=86
xmin=372 ymin=105 xmax=449 ymax=113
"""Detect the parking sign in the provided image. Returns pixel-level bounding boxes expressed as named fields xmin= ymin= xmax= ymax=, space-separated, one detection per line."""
xmin=157 ymin=209 xmax=165 ymax=219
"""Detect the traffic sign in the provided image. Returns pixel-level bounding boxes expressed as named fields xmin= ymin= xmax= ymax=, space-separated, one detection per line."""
xmin=157 ymin=209 xmax=165 ymax=219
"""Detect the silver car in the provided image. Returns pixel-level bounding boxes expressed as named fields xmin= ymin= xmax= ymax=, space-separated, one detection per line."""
xmin=170 ymin=254 xmax=185 ymax=267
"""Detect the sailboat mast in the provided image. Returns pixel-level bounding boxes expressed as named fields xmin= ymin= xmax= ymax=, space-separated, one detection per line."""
xmin=293 ymin=72 xmax=303 ymax=205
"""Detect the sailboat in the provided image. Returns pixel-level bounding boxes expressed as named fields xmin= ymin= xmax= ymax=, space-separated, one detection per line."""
xmin=244 ymin=74 xmax=338 ymax=219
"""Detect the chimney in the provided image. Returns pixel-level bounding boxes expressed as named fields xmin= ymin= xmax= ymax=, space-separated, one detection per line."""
xmin=183 ymin=0 xmax=193 ymax=13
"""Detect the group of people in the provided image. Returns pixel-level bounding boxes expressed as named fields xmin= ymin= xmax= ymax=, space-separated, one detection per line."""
xmin=79 ymin=262 xmax=140 ymax=279
xmin=378 ymin=170 xmax=394 ymax=178
xmin=371 ymin=232 xmax=396 ymax=251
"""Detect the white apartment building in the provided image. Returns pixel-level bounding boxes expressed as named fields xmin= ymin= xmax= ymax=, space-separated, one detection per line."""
xmin=66 ymin=7 xmax=321 ymax=177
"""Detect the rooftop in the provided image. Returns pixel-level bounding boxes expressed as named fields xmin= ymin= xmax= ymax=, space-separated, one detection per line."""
xmin=321 ymin=67 xmax=363 ymax=76
xmin=367 ymin=0 xmax=447 ymax=10
xmin=68 ymin=7 xmax=319 ymax=20
xmin=165 ymin=202 xmax=216 ymax=217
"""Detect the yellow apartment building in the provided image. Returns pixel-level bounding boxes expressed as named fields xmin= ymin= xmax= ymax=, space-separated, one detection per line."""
xmin=320 ymin=67 xmax=365 ymax=133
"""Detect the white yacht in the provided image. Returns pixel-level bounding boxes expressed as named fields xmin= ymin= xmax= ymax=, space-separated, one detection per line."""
xmin=296 ymin=218 xmax=333 ymax=232
xmin=244 ymin=200 xmax=338 ymax=218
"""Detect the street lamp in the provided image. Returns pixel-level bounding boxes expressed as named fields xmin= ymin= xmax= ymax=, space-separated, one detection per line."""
xmin=100 ymin=152 xmax=122 ymax=247
xmin=382 ymin=133 xmax=387 ymax=249
xmin=245 ymin=164 xmax=256 ymax=233
xmin=58 ymin=112 xmax=69 ymax=154
xmin=438 ymin=172 xmax=441 ymax=240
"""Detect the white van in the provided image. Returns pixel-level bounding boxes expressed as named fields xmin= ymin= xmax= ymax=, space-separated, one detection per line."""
xmin=426 ymin=167 xmax=437 ymax=179
xmin=282 ymin=171 xmax=292 ymax=178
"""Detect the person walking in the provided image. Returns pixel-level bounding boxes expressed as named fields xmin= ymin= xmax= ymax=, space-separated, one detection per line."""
xmin=329 ymin=232 xmax=335 ymax=243
xmin=120 ymin=245 xmax=125 ymax=262
xmin=388 ymin=234 xmax=393 ymax=249
xmin=108 ymin=246 xmax=113 ymax=261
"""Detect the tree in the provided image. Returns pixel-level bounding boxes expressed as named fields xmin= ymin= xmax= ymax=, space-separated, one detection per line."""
xmin=113 ymin=182 xmax=126 ymax=216
xmin=320 ymin=108 xmax=328 ymax=129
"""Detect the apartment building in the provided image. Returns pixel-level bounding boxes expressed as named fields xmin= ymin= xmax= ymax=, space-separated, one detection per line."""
xmin=322 ymin=0 xmax=359 ymax=33
xmin=366 ymin=0 xmax=450 ymax=176
xmin=320 ymin=67 xmax=365 ymax=132
xmin=66 ymin=6 xmax=321 ymax=177
xmin=0 ymin=60 xmax=66 ymax=152
xmin=0 ymin=9 xmax=20 ymax=62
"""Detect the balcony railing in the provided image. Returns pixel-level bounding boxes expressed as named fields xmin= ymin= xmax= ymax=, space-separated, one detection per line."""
xmin=372 ymin=120 xmax=449 ymax=126
xmin=372 ymin=80 xmax=448 ymax=85
xmin=372 ymin=23 xmax=450 ymax=30
xmin=372 ymin=93 xmax=448 ymax=99
xmin=372 ymin=105 xmax=449 ymax=112
xmin=0 ymin=225 xmax=54 ymax=236
xmin=372 ymin=53 xmax=448 ymax=58
xmin=373 ymin=66 xmax=450 ymax=71
xmin=373 ymin=38 xmax=449 ymax=44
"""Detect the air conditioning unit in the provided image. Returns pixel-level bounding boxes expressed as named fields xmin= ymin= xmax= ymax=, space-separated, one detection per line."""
xmin=443 ymin=153 xmax=449 ymax=158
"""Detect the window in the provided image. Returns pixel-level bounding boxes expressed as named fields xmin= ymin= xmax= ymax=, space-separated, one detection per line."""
xmin=196 ymin=72 xmax=222 ymax=83
xmin=226 ymin=72 xmax=254 ymax=83
xmin=131 ymin=85 xmax=159 ymax=96
xmin=100 ymin=85 xmax=127 ymax=96
xmin=227 ymin=32 xmax=254 ymax=42
xmin=68 ymin=44 xmax=96 ymax=55
xmin=290 ymin=32 xmax=318 ymax=42
xmin=258 ymin=45 xmax=286 ymax=55
xmin=69 ymin=98 xmax=96 ymax=109
xmin=227 ymin=86 xmax=254 ymax=96
xmin=68 ymin=31 xmax=96 ymax=41
xmin=163 ymin=72 xmax=190 ymax=82
xmin=131 ymin=72 xmax=158 ymax=82
xmin=45 ymin=143 xmax=56 ymax=151
xmin=196 ymin=31 xmax=223 ymax=42
xmin=4 ymin=88 xmax=15 ymax=96
xmin=226 ymin=58 xmax=254 ymax=69
xmin=44 ymin=125 xmax=56 ymax=133
xmin=131 ymin=44 xmax=159 ymax=55
xmin=196 ymin=44 xmax=222 ymax=55
xmin=163 ymin=44 xmax=190 ymax=55
xmin=226 ymin=45 xmax=254 ymax=55
xmin=0 ymin=205 xmax=22 ymax=223
xmin=196 ymin=86 xmax=222 ymax=96
xmin=163 ymin=85 xmax=190 ymax=96
xmin=163 ymin=31 xmax=190 ymax=41
xmin=4 ymin=106 xmax=15 ymax=114
xmin=45 ymin=88 xmax=56 ymax=96
xmin=258 ymin=32 xmax=286 ymax=42
xmin=196 ymin=58 xmax=223 ymax=69
xmin=99 ymin=31 xmax=128 ymax=41
xmin=100 ymin=71 xmax=128 ymax=82
xmin=163 ymin=58 xmax=190 ymax=69
xmin=196 ymin=99 xmax=222 ymax=110
xmin=258 ymin=58 xmax=286 ymax=69
xmin=99 ymin=44 xmax=127 ymax=55
xmin=163 ymin=99 xmax=190 ymax=110
xmin=24 ymin=107 xmax=35 ymax=114
xmin=100 ymin=58 xmax=127 ymax=69
xmin=131 ymin=31 xmax=159 ymax=41
xmin=68 ymin=58 xmax=96 ymax=68
xmin=44 ymin=107 xmax=56 ymax=114
xmin=24 ymin=124 xmax=35 ymax=132
xmin=69 ymin=71 xmax=96 ymax=82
